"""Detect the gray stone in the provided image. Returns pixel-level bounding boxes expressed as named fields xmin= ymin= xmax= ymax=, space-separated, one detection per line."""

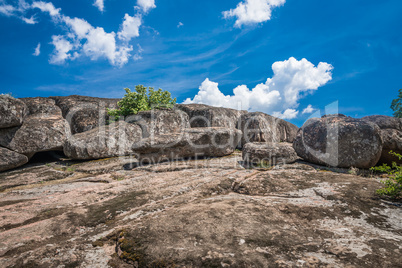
xmin=0 ymin=95 xmax=28 ymax=128
xmin=0 ymin=114 xmax=71 ymax=156
xmin=20 ymin=97 xmax=62 ymax=117
xmin=242 ymin=142 xmax=299 ymax=166
xmin=50 ymin=95 xmax=119 ymax=134
xmin=132 ymin=127 xmax=242 ymax=164
xmin=176 ymin=104 xmax=247 ymax=129
xmin=0 ymin=147 xmax=28 ymax=172
xmin=126 ymin=108 xmax=190 ymax=138
xmin=293 ymin=115 xmax=383 ymax=168
xmin=362 ymin=115 xmax=402 ymax=131
xmin=239 ymin=112 xmax=299 ymax=147
xmin=64 ymin=121 xmax=142 ymax=160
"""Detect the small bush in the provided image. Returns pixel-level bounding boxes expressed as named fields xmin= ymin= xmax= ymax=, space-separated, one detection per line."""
xmin=107 ymin=85 xmax=176 ymax=119
xmin=371 ymin=151 xmax=402 ymax=200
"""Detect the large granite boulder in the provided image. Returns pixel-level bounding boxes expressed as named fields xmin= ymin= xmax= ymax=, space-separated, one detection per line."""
xmin=0 ymin=95 xmax=28 ymax=128
xmin=132 ymin=127 xmax=242 ymax=164
xmin=239 ymin=112 xmax=299 ymax=147
xmin=0 ymin=114 xmax=71 ymax=157
xmin=0 ymin=97 xmax=71 ymax=157
xmin=64 ymin=121 xmax=142 ymax=160
xmin=362 ymin=115 xmax=402 ymax=164
xmin=242 ymin=142 xmax=299 ymax=166
xmin=21 ymin=97 xmax=62 ymax=117
xmin=0 ymin=147 xmax=29 ymax=172
xmin=362 ymin=115 xmax=402 ymax=130
xmin=126 ymin=108 xmax=190 ymax=138
xmin=50 ymin=95 xmax=119 ymax=134
xmin=176 ymin=104 xmax=247 ymax=129
xmin=293 ymin=115 xmax=383 ymax=168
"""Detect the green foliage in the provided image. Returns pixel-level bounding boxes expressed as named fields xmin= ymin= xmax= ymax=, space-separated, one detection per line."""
xmin=107 ymin=85 xmax=176 ymax=119
xmin=391 ymin=89 xmax=402 ymax=118
xmin=371 ymin=151 xmax=402 ymax=200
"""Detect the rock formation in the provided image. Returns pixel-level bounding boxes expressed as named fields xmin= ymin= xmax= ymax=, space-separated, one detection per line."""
xmin=242 ymin=142 xmax=299 ymax=166
xmin=293 ymin=114 xmax=383 ymax=168
xmin=50 ymin=95 xmax=119 ymax=134
xmin=132 ymin=127 xmax=242 ymax=164
xmin=362 ymin=115 xmax=402 ymax=164
xmin=0 ymin=95 xmax=28 ymax=128
xmin=64 ymin=121 xmax=142 ymax=160
xmin=239 ymin=112 xmax=299 ymax=147
xmin=176 ymin=103 xmax=246 ymax=129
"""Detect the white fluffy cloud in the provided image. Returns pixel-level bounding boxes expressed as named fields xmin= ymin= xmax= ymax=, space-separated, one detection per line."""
xmin=0 ymin=1 xmax=146 ymax=66
xmin=302 ymin=104 xmax=315 ymax=114
xmin=50 ymin=35 xmax=75 ymax=64
xmin=184 ymin=57 xmax=333 ymax=119
xmin=93 ymin=0 xmax=104 ymax=12
xmin=33 ymin=43 xmax=41 ymax=56
xmin=136 ymin=0 xmax=156 ymax=13
xmin=118 ymin=14 xmax=142 ymax=41
xmin=31 ymin=1 xmax=60 ymax=16
xmin=0 ymin=0 xmax=36 ymax=23
xmin=223 ymin=0 xmax=286 ymax=27
xmin=273 ymin=109 xmax=298 ymax=120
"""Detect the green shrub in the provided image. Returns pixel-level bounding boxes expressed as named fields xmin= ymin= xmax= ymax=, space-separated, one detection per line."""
xmin=371 ymin=151 xmax=402 ymax=200
xmin=391 ymin=89 xmax=402 ymax=118
xmin=107 ymin=85 xmax=176 ymax=119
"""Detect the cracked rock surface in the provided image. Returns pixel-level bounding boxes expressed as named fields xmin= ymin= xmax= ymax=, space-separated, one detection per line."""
xmin=0 ymin=152 xmax=401 ymax=267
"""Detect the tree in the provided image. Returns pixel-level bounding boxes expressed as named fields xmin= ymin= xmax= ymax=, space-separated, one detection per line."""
xmin=391 ymin=89 xmax=402 ymax=118
xmin=107 ymin=85 xmax=176 ymax=118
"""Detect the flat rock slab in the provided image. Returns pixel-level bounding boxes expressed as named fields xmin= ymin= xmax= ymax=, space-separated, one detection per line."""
xmin=0 ymin=154 xmax=401 ymax=267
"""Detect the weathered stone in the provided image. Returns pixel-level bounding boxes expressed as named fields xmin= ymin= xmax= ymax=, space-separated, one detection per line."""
xmin=20 ymin=97 xmax=62 ymax=117
xmin=0 ymin=95 xmax=28 ymax=128
xmin=132 ymin=127 xmax=242 ymax=163
xmin=50 ymin=95 xmax=119 ymax=134
xmin=239 ymin=112 xmax=299 ymax=147
xmin=242 ymin=142 xmax=299 ymax=165
xmin=362 ymin=115 xmax=402 ymax=131
xmin=0 ymin=147 xmax=28 ymax=172
xmin=176 ymin=103 xmax=247 ymax=129
xmin=126 ymin=108 xmax=190 ymax=138
xmin=64 ymin=121 xmax=142 ymax=160
xmin=293 ymin=115 xmax=383 ymax=168
xmin=362 ymin=115 xmax=402 ymax=164
xmin=0 ymin=115 xmax=71 ymax=156
xmin=1 ymin=153 xmax=401 ymax=267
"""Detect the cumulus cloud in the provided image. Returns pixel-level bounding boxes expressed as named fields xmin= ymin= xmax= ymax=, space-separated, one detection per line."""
xmin=184 ymin=57 xmax=333 ymax=119
xmin=177 ymin=22 xmax=184 ymax=28
xmin=32 ymin=1 xmax=60 ymax=17
xmin=0 ymin=2 xmax=15 ymax=16
xmin=93 ymin=0 xmax=104 ymax=12
xmin=49 ymin=35 xmax=75 ymax=64
xmin=0 ymin=1 xmax=147 ymax=66
xmin=302 ymin=104 xmax=315 ymax=114
xmin=33 ymin=42 xmax=41 ymax=56
xmin=118 ymin=14 xmax=142 ymax=41
xmin=223 ymin=0 xmax=286 ymax=27
xmin=273 ymin=109 xmax=298 ymax=120
xmin=133 ymin=44 xmax=144 ymax=61
xmin=0 ymin=0 xmax=37 ymax=23
xmin=136 ymin=0 xmax=156 ymax=13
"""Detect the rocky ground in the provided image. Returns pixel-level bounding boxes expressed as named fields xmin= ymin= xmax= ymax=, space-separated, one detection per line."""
xmin=0 ymin=152 xmax=401 ymax=268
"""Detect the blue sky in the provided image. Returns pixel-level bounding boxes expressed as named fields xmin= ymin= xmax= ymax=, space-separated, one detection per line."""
xmin=0 ymin=0 xmax=401 ymax=125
